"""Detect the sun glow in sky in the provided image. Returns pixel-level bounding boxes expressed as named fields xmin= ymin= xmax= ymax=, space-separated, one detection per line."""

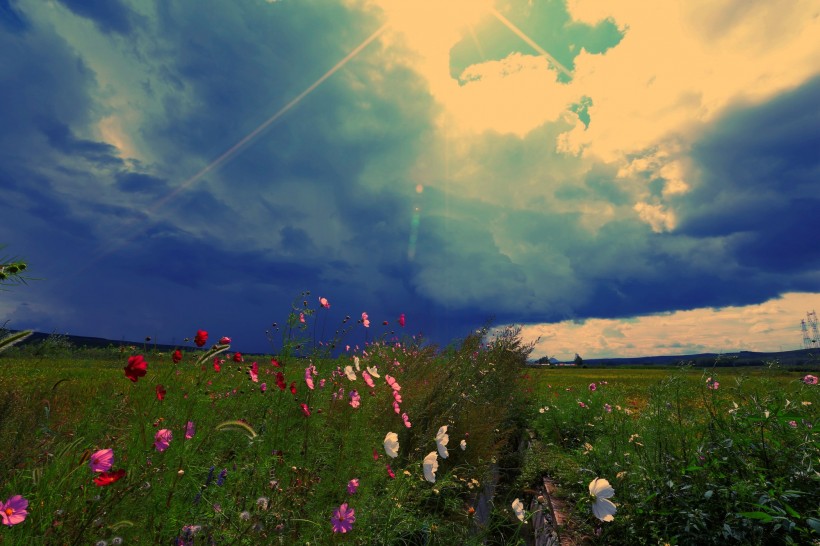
xmin=0 ymin=0 xmax=818 ymax=357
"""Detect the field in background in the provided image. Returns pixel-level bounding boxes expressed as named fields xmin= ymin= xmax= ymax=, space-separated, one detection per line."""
xmin=0 ymin=329 xmax=818 ymax=545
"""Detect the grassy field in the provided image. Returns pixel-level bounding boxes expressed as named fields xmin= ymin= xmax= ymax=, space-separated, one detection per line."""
xmin=0 ymin=325 xmax=818 ymax=545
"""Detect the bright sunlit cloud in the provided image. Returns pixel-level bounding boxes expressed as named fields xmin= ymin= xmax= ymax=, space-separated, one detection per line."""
xmin=514 ymin=293 xmax=820 ymax=361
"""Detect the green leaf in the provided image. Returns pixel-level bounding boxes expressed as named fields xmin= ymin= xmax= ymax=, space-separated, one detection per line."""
xmin=738 ymin=511 xmax=774 ymax=523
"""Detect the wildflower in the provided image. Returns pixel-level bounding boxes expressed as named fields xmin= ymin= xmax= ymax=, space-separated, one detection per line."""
xmin=361 ymin=312 xmax=370 ymax=328
xmin=350 ymin=390 xmax=361 ymax=408
xmin=194 ymin=330 xmax=208 ymax=347
xmin=353 ymin=356 xmax=361 ymax=371
xmin=373 ymin=449 xmax=379 ymax=461
xmin=185 ymin=421 xmax=195 ymax=440
xmin=706 ymin=377 xmax=719 ymax=390
xmin=589 ymin=383 xmax=597 ymax=392
xmin=402 ymin=412 xmax=412 ymax=428
xmin=299 ymin=313 xmax=306 ymax=324
xmin=124 ymin=355 xmax=148 ymax=382
xmin=436 ymin=426 xmax=449 ymax=459
xmin=0 ymin=495 xmax=28 ymax=527
xmin=239 ymin=511 xmax=251 ymax=521
xmin=219 ymin=336 xmax=231 ymax=344
xmin=305 ymin=366 xmax=315 ymax=390
xmin=154 ymin=429 xmax=173 ymax=452
xmin=213 ymin=357 xmax=222 ymax=372
xmin=260 ymin=382 xmax=267 ymax=393
xmin=788 ymin=420 xmax=798 ymax=428
xmin=347 ymin=478 xmax=359 ymax=495
xmin=398 ymin=313 xmax=406 ymax=327
xmin=460 ymin=439 xmax=467 ymax=451
xmin=276 ymin=372 xmax=286 ymax=390
xmin=604 ymin=403 xmax=612 ymax=413
xmin=331 ymin=503 xmax=355 ymax=533
xmin=589 ymin=478 xmax=617 ymax=521
xmin=362 ymin=370 xmax=375 ymax=388
xmin=257 ymin=497 xmax=269 ymax=510
xmin=300 ymin=403 xmax=311 ymax=417
xmin=216 ymin=469 xmax=228 ymax=486
xmin=89 ymin=449 xmax=114 ymax=473
xmin=248 ymin=361 xmax=259 ymax=383
xmin=386 ymin=464 xmax=395 ymax=479
xmin=156 ymin=384 xmax=166 ymax=401
xmin=512 ymin=498 xmax=525 ymax=522
xmin=172 ymin=349 xmax=182 ymax=363
xmin=319 ymin=297 xmax=330 ymax=309
xmin=392 ymin=400 xmax=401 ymax=414
xmin=423 ymin=451 xmax=439 ymax=483
xmin=232 ymin=352 xmax=242 ymax=363
xmin=384 ymin=432 xmax=399 ymax=458
xmin=385 ymin=374 xmax=401 ymax=391
xmin=803 ymin=374 xmax=818 ymax=385
xmin=290 ymin=382 xmax=297 ymax=395
xmin=271 ymin=357 xmax=280 ymax=367
xmin=93 ymin=469 xmax=126 ymax=486
xmin=578 ymin=401 xmax=587 ymax=408
xmin=344 ymin=365 xmax=357 ymax=381
xmin=393 ymin=390 xmax=402 ymax=403
xmin=366 ymin=365 xmax=380 ymax=378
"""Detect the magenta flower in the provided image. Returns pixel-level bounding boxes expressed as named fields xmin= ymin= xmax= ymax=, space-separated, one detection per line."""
xmin=398 ymin=313 xmax=406 ymax=327
xmin=362 ymin=370 xmax=375 ymax=388
xmin=299 ymin=313 xmax=306 ymax=324
xmin=788 ymin=420 xmax=798 ymax=428
xmin=331 ymin=503 xmax=355 ymax=533
xmin=219 ymin=336 xmax=232 ymax=345
xmin=260 ymin=382 xmax=267 ymax=393
xmin=305 ymin=366 xmax=315 ymax=390
xmin=392 ymin=390 xmax=402 ymax=404
xmin=185 ymin=421 xmax=196 ymax=440
xmin=347 ymin=478 xmax=360 ymax=495
xmin=402 ymin=412 xmax=412 ymax=428
xmin=89 ymin=448 xmax=114 ymax=473
xmin=589 ymin=383 xmax=597 ymax=392
xmin=319 ymin=297 xmax=330 ymax=309
xmin=361 ymin=312 xmax=370 ymax=328
xmin=803 ymin=374 xmax=818 ymax=385
xmin=300 ymin=403 xmax=311 ymax=417
xmin=604 ymin=403 xmax=612 ymax=413
xmin=385 ymin=375 xmax=401 ymax=392
xmin=350 ymin=390 xmax=361 ymax=409
xmin=154 ymin=429 xmax=173 ymax=452
xmin=0 ymin=495 xmax=28 ymax=526
xmin=392 ymin=400 xmax=401 ymax=414
xmin=706 ymin=377 xmax=720 ymax=390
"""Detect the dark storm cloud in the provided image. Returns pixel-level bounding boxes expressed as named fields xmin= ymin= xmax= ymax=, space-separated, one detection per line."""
xmin=677 ymin=75 xmax=820 ymax=275
xmin=54 ymin=0 xmax=138 ymax=35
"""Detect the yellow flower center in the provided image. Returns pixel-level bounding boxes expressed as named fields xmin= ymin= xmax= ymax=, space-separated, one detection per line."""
xmin=4 ymin=507 xmax=13 ymax=516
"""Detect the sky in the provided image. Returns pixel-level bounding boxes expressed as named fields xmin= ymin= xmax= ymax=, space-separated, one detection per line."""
xmin=1 ymin=0 xmax=818 ymax=359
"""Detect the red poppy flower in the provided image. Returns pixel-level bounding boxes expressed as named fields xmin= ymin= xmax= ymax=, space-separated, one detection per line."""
xmin=276 ymin=372 xmax=286 ymax=390
xmin=290 ymin=382 xmax=297 ymax=395
xmin=93 ymin=469 xmax=126 ymax=486
xmin=194 ymin=330 xmax=208 ymax=347
xmin=172 ymin=350 xmax=182 ymax=364
xmin=124 ymin=355 xmax=147 ymax=382
xmin=155 ymin=384 xmax=166 ymax=401
xmin=233 ymin=352 xmax=243 ymax=363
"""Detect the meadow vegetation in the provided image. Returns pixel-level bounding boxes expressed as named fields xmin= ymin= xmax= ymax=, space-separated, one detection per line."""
xmin=0 ymin=294 xmax=817 ymax=545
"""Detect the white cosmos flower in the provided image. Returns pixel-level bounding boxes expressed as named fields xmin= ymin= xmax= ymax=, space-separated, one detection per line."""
xmin=353 ymin=356 xmax=360 ymax=371
xmin=423 ymin=451 xmax=438 ymax=483
xmin=366 ymin=365 xmax=380 ymax=378
xmin=460 ymin=439 xmax=466 ymax=451
xmin=383 ymin=432 xmax=399 ymax=458
xmin=512 ymin=498 xmax=525 ymax=521
xmin=344 ymin=365 xmax=357 ymax=381
xmin=589 ymin=478 xmax=617 ymax=522
xmin=435 ymin=426 xmax=449 ymax=459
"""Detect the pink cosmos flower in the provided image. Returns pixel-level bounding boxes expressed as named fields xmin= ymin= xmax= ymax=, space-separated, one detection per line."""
xmin=385 ymin=375 xmax=401 ymax=392
xmin=185 ymin=421 xmax=196 ymax=440
xmin=398 ymin=313 xmax=406 ymax=327
xmin=305 ymin=366 xmax=315 ymax=390
xmin=373 ymin=449 xmax=379 ymax=461
xmin=233 ymin=352 xmax=243 ymax=363
xmin=331 ymin=503 xmax=355 ymax=533
xmin=350 ymin=390 xmax=361 ymax=409
xmin=299 ymin=313 xmax=305 ymax=324
xmin=706 ymin=377 xmax=720 ymax=390
xmin=803 ymin=374 xmax=818 ymax=385
xmin=89 ymin=449 xmax=114 ymax=473
xmin=589 ymin=383 xmax=597 ymax=392
xmin=604 ymin=403 xmax=612 ymax=413
xmin=300 ymin=403 xmax=311 ymax=417
xmin=402 ymin=412 xmax=412 ymax=428
xmin=386 ymin=464 xmax=395 ymax=479
xmin=392 ymin=391 xmax=402 ymax=404
xmin=362 ymin=312 xmax=370 ymax=328
xmin=154 ymin=429 xmax=173 ymax=452
xmin=172 ymin=349 xmax=182 ymax=363
xmin=0 ymin=495 xmax=28 ymax=526
xmin=392 ymin=400 xmax=401 ymax=414
xmin=271 ymin=358 xmax=281 ymax=368
xmin=788 ymin=420 xmax=798 ymax=428
xmin=194 ymin=330 xmax=208 ymax=347
xmin=578 ymin=401 xmax=587 ymax=408
xmin=347 ymin=478 xmax=359 ymax=495
xmin=219 ymin=336 xmax=231 ymax=345
xmin=362 ymin=370 xmax=375 ymax=388
xmin=319 ymin=297 xmax=330 ymax=309
xmin=260 ymin=382 xmax=267 ymax=393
